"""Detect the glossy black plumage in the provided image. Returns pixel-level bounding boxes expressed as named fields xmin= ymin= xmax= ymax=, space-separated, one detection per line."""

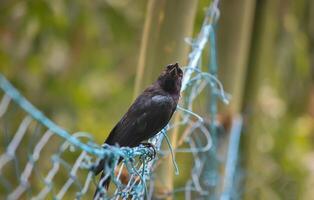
xmin=93 ymin=63 xmax=183 ymax=198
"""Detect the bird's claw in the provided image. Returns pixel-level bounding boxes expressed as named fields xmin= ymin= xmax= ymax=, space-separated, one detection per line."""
xmin=140 ymin=143 xmax=156 ymax=160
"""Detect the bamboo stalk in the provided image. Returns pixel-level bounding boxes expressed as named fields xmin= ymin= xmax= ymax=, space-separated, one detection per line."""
xmin=133 ymin=0 xmax=199 ymax=199
xmin=214 ymin=0 xmax=256 ymax=198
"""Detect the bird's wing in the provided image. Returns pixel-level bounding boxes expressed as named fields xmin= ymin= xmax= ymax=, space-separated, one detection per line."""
xmin=93 ymin=93 xmax=175 ymax=176
xmin=105 ymin=93 xmax=175 ymax=147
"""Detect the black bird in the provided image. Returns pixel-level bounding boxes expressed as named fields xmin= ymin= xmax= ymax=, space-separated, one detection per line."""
xmin=93 ymin=63 xmax=183 ymax=198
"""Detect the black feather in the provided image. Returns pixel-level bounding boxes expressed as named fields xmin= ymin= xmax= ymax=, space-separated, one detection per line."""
xmin=93 ymin=63 xmax=183 ymax=199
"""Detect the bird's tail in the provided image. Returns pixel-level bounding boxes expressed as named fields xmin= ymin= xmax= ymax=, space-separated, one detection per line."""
xmin=93 ymin=157 xmax=122 ymax=199
xmin=93 ymin=170 xmax=111 ymax=200
xmin=93 ymin=157 xmax=112 ymax=199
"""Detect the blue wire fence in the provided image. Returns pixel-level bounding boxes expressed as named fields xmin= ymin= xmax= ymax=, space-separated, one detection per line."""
xmin=0 ymin=1 xmax=241 ymax=199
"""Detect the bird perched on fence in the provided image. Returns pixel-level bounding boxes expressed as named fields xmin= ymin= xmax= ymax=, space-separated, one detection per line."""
xmin=93 ymin=63 xmax=183 ymax=198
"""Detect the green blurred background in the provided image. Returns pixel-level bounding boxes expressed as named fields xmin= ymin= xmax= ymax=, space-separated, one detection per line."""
xmin=0 ymin=0 xmax=313 ymax=199
xmin=0 ymin=0 xmax=148 ymax=141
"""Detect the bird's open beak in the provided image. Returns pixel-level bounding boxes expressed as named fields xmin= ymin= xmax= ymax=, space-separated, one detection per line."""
xmin=170 ymin=65 xmax=178 ymax=76
xmin=173 ymin=63 xmax=179 ymax=68
xmin=169 ymin=62 xmax=179 ymax=76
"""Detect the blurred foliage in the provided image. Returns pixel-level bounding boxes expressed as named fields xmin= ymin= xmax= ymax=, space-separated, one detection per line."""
xmin=1 ymin=0 xmax=314 ymax=199
xmin=0 ymin=0 xmax=146 ymax=141
xmin=242 ymin=0 xmax=314 ymax=199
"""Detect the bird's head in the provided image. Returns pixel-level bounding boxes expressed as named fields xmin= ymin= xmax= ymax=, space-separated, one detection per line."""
xmin=157 ymin=63 xmax=183 ymax=93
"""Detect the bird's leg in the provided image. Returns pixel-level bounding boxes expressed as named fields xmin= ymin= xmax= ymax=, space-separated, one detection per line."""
xmin=140 ymin=142 xmax=156 ymax=160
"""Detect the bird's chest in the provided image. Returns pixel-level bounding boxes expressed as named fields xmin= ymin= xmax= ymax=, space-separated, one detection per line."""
xmin=151 ymin=94 xmax=175 ymax=107
xmin=150 ymin=94 xmax=175 ymax=121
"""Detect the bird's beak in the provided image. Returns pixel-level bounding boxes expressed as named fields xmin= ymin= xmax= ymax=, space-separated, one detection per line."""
xmin=169 ymin=63 xmax=179 ymax=76
xmin=170 ymin=65 xmax=178 ymax=76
